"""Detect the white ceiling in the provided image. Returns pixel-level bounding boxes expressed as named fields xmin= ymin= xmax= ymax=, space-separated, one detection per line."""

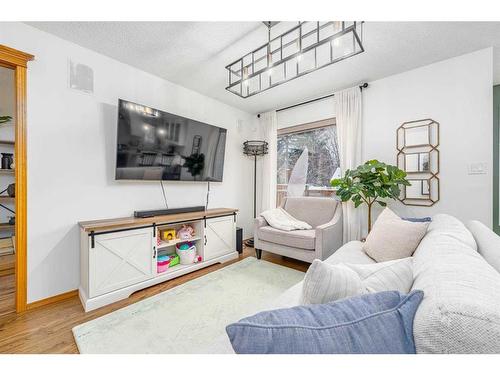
xmin=27 ymin=21 xmax=500 ymax=114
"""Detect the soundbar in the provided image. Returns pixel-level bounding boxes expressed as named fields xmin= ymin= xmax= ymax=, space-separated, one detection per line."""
xmin=134 ymin=206 xmax=206 ymax=218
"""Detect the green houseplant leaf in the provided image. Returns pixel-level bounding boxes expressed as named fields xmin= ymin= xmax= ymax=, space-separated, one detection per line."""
xmin=331 ymin=160 xmax=410 ymax=233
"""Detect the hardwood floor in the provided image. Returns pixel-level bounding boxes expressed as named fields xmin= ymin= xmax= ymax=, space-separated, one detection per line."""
xmin=0 ymin=254 xmax=15 ymax=318
xmin=0 ymin=246 xmax=309 ymax=354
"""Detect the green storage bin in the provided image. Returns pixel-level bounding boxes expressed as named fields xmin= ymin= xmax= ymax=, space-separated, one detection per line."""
xmin=168 ymin=253 xmax=180 ymax=267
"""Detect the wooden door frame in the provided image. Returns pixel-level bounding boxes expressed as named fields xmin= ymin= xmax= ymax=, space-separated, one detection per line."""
xmin=0 ymin=45 xmax=33 ymax=313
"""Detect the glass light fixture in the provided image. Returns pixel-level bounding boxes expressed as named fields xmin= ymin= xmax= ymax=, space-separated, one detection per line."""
xmin=226 ymin=21 xmax=365 ymax=98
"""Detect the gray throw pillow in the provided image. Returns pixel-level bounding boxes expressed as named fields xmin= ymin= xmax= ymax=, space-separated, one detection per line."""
xmin=301 ymin=257 xmax=413 ymax=304
xmin=226 ymin=290 xmax=424 ymax=354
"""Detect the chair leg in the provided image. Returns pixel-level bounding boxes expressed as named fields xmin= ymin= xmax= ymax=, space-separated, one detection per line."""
xmin=255 ymin=248 xmax=262 ymax=259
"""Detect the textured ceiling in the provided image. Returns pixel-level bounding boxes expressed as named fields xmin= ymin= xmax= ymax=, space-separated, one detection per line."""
xmin=27 ymin=21 xmax=500 ymax=114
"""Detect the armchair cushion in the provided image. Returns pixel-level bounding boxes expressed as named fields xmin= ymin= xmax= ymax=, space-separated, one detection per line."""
xmin=258 ymin=227 xmax=316 ymax=250
xmin=283 ymin=197 xmax=338 ymax=228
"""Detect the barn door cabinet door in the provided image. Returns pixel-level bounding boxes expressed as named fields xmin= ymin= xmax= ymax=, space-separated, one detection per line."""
xmin=89 ymin=227 xmax=154 ymax=298
xmin=204 ymin=216 xmax=235 ymax=261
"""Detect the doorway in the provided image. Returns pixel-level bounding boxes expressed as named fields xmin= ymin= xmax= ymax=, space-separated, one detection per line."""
xmin=0 ymin=65 xmax=16 ymax=317
xmin=0 ymin=45 xmax=33 ymax=314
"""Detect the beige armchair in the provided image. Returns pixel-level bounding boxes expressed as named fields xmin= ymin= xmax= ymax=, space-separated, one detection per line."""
xmin=254 ymin=196 xmax=343 ymax=263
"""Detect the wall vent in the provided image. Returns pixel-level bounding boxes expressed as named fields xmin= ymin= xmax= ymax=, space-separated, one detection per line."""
xmin=69 ymin=60 xmax=94 ymax=94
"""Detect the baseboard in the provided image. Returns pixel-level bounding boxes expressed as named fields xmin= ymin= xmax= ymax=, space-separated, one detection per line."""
xmin=26 ymin=289 xmax=79 ymax=311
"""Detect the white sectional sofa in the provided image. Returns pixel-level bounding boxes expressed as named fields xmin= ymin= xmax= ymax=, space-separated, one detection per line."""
xmin=270 ymin=214 xmax=500 ymax=354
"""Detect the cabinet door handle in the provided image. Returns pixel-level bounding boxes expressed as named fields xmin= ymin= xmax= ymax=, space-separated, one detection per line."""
xmin=153 ymin=246 xmax=156 ymax=259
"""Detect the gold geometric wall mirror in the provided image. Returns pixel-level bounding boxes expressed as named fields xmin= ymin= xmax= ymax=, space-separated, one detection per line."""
xmin=397 ymin=119 xmax=440 ymax=206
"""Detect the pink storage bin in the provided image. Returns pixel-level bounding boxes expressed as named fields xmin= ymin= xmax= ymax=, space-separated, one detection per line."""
xmin=157 ymin=259 xmax=170 ymax=273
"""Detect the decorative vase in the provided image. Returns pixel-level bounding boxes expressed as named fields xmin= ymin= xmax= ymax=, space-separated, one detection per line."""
xmin=7 ymin=183 xmax=15 ymax=197
xmin=1 ymin=153 xmax=13 ymax=170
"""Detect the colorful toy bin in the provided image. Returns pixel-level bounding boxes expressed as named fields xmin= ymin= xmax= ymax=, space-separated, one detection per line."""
xmin=157 ymin=255 xmax=171 ymax=273
xmin=169 ymin=253 xmax=180 ymax=267
xmin=176 ymin=242 xmax=197 ymax=265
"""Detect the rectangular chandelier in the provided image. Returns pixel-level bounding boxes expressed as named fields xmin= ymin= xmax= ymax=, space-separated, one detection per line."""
xmin=226 ymin=21 xmax=364 ymax=98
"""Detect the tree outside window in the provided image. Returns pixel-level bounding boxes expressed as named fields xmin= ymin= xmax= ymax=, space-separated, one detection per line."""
xmin=277 ymin=123 xmax=339 ymax=205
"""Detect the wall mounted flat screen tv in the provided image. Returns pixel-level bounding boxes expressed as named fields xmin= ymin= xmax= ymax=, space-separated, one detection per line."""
xmin=116 ymin=99 xmax=227 ymax=182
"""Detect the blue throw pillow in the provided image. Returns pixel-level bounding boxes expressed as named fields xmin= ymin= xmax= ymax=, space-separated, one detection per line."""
xmin=402 ymin=217 xmax=432 ymax=223
xmin=226 ymin=290 xmax=423 ymax=354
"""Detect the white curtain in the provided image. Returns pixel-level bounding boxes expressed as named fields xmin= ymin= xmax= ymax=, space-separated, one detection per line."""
xmin=258 ymin=111 xmax=277 ymax=213
xmin=286 ymin=147 xmax=308 ymax=197
xmin=335 ymin=87 xmax=362 ymax=242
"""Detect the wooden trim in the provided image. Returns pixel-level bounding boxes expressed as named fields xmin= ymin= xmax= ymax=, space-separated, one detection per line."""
xmin=15 ymin=66 xmax=28 ymax=312
xmin=0 ymin=61 xmax=15 ymax=70
xmin=26 ymin=290 xmax=79 ymax=311
xmin=277 ymin=117 xmax=336 ymax=136
xmin=0 ymin=45 xmax=33 ymax=313
xmin=0 ymin=44 xmax=34 ymax=68
xmin=79 ymin=207 xmax=239 ymax=233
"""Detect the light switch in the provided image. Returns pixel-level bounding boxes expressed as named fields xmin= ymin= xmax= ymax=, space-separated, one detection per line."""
xmin=468 ymin=162 xmax=487 ymax=175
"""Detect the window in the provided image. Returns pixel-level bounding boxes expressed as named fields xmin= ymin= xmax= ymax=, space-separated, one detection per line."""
xmin=277 ymin=118 xmax=339 ymax=206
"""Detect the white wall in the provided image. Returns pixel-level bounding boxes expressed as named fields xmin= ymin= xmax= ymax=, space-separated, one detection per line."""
xmin=277 ymin=48 xmax=493 ymax=230
xmin=363 ymin=48 xmax=493 ymax=228
xmin=0 ymin=22 xmax=255 ymax=303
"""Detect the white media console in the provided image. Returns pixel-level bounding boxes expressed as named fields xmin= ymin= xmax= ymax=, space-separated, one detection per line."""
xmin=78 ymin=208 xmax=238 ymax=311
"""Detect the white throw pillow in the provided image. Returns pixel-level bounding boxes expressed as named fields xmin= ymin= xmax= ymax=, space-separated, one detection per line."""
xmin=345 ymin=258 xmax=414 ymax=293
xmin=301 ymin=257 xmax=414 ymax=305
xmin=363 ymin=208 xmax=428 ymax=262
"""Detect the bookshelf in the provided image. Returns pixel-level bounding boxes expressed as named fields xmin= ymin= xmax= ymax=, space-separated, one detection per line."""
xmin=0 ymin=137 xmax=15 ymax=236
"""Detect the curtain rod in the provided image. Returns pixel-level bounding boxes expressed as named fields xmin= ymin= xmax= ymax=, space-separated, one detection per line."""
xmin=257 ymin=82 xmax=368 ymax=118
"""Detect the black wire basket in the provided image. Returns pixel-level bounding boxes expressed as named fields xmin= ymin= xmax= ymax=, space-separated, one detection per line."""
xmin=243 ymin=140 xmax=268 ymax=156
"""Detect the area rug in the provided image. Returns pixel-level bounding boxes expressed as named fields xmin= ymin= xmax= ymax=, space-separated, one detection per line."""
xmin=72 ymin=257 xmax=304 ymax=353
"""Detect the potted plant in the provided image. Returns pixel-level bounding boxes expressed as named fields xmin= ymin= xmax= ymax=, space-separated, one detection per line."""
xmin=183 ymin=153 xmax=205 ymax=180
xmin=331 ymin=160 xmax=410 ymax=232
xmin=0 ymin=115 xmax=12 ymax=125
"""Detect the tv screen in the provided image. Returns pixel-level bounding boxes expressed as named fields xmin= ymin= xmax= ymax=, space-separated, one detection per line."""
xmin=115 ymin=99 xmax=227 ymax=182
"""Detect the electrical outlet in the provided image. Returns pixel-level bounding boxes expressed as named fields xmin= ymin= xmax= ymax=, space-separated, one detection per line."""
xmin=468 ymin=162 xmax=487 ymax=175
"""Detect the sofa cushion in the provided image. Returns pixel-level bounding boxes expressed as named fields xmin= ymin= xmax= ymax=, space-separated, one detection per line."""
xmin=412 ymin=214 xmax=500 ymax=353
xmin=226 ymin=290 xmax=424 ymax=354
xmin=363 ymin=208 xmax=429 ymax=262
xmin=326 ymin=240 xmax=376 ymax=265
xmin=426 ymin=214 xmax=477 ymax=250
xmin=301 ymin=258 xmax=413 ymax=305
xmin=283 ymin=197 xmax=337 ymax=228
xmin=466 ymin=220 xmax=500 ymax=274
xmin=258 ymin=226 xmax=315 ymax=250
